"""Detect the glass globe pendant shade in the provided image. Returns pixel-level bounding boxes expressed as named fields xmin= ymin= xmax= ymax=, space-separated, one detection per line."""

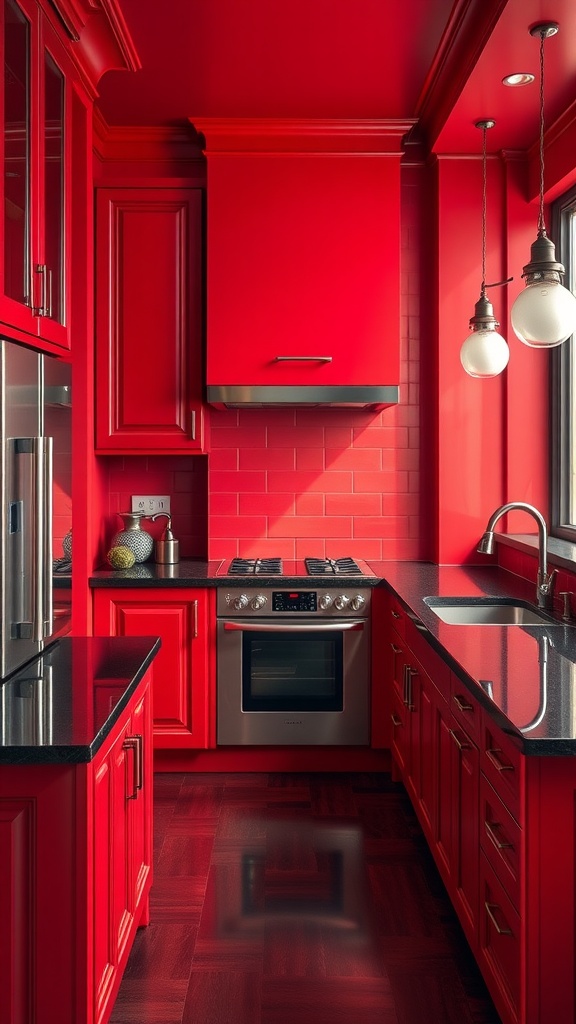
xmin=460 ymin=293 xmax=510 ymax=378
xmin=460 ymin=327 xmax=510 ymax=377
xmin=511 ymin=275 xmax=576 ymax=348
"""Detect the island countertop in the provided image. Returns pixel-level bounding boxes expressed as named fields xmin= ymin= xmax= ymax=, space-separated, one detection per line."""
xmin=0 ymin=635 xmax=160 ymax=764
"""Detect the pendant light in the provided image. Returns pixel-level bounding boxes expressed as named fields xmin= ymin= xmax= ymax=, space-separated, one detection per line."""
xmin=460 ymin=120 xmax=510 ymax=377
xmin=510 ymin=23 xmax=576 ymax=348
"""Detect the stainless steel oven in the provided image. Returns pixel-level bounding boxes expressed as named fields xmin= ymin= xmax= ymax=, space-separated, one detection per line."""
xmin=216 ymin=558 xmax=372 ymax=746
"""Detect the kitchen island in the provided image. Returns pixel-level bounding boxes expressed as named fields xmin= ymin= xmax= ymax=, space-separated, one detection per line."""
xmin=0 ymin=635 xmax=160 ymax=1024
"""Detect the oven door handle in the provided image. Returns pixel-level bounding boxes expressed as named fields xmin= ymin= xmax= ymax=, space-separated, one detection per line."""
xmin=222 ymin=620 xmax=366 ymax=632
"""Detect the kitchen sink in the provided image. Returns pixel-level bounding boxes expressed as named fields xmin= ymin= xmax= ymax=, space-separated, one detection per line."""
xmin=423 ymin=597 xmax=556 ymax=625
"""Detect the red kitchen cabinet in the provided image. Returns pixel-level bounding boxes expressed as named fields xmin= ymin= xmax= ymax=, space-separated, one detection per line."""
xmin=195 ymin=120 xmax=404 ymax=401
xmin=449 ymin=718 xmax=479 ymax=945
xmin=1 ymin=0 xmax=78 ymax=351
xmin=0 ymin=669 xmax=152 ymax=1024
xmin=93 ymin=588 xmax=214 ymax=749
xmin=93 ymin=683 xmax=152 ymax=1022
xmin=95 ymin=188 xmax=205 ymax=452
xmin=381 ymin=583 xmax=576 ymax=1024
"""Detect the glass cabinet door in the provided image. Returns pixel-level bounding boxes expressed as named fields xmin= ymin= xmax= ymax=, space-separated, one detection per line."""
xmin=3 ymin=0 xmax=32 ymax=314
xmin=41 ymin=47 xmax=64 ymax=327
xmin=1 ymin=0 xmax=70 ymax=349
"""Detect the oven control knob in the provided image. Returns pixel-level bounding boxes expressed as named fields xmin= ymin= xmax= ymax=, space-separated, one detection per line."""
xmin=350 ymin=594 xmax=366 ymax=611
xmin=334 ymin=594 xmax=350 ymax=610
xmin=319 ymin=594 xmax=333 ymax=610
xmin=251 ymin=594 xmax=267 ymax=610
xmin=233 ymin=594 xmax=249 ymax=610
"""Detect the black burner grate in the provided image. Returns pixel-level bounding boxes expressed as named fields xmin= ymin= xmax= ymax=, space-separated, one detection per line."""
xmin=227 ymin=558 xmax=283 ymax=576
xmin=305 ymin=557 xmax=363 ymax=576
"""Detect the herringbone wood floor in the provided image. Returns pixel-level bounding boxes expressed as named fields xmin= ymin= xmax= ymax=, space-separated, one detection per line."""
xmin=110 ymin=772 xmax=500 ymax=1024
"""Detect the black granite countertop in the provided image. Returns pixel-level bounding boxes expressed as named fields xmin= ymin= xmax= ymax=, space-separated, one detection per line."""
xmin=89 ymin=559 xmax=382 ymax=588
xmin=370 ymin=561 xmax=576 ymax=756
xmin=0 ymin=635 xmax=160 ymax=765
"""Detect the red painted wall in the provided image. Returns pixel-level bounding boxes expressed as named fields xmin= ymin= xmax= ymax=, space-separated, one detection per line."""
xmin=100 ymin=456 xmax=209 ymax=563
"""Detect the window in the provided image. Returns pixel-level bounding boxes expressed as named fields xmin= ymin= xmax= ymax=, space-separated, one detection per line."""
xmin=552 ymin=186 xmax=576 ymax=540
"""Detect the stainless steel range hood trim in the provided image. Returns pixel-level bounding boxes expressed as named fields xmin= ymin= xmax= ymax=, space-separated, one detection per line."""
xmin=206 ymin=385 xmax=399 ymax=409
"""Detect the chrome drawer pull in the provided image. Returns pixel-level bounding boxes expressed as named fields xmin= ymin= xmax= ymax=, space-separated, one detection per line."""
xmin=486 ymin=748 xmax=514 ymax=772
xmin=391 ymin=713 xmax=402 ymax=727
xmin=450 ymin=728 xmax=470 ymax=751
xmin=485 ymin=820 xmax=513 ymax=850
xmin=453 ymin=694 xmax=474 ymax=713
xmin=390 ymin=643 xmax=402 ymax=654
xmin=274 ymin=355 xmax=332 ymax=363
xmin=402 ymin=666 xmax=416 ymax=710
xmin=485 ymin=902 xmax=512 ymax=936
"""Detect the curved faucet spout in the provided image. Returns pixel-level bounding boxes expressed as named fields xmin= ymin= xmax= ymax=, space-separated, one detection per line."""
xmin=477 ymin=502 xmax=556 ymax=610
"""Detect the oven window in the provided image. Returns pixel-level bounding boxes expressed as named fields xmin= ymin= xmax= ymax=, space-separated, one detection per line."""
xmin=242 ymin=631 xmax=344 ymax=712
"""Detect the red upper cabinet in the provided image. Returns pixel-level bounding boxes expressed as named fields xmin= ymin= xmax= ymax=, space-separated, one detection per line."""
xmin=193 ymin=119 xmax=409 ymax=406
xmin=1 ymin=0 xmax=73 ymax=350
xmin=95 ymin=187 xmax=205 ymax=452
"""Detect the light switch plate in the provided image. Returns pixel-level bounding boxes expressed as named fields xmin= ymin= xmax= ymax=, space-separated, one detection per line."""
xmin=131 ymin=495 xmax=171 ymax=515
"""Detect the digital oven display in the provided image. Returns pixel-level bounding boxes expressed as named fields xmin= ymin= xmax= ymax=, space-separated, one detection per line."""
xmin=272 ymin=591 xmax=317 ymax=612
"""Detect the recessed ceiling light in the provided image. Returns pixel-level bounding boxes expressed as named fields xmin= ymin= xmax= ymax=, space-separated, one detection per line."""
xmin=502 ymin=72 xmax=535 ymax=87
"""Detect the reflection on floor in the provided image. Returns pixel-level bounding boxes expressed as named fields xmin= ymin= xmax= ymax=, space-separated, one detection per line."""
xmin=110 ymin=772 xmax=501 ymax=1024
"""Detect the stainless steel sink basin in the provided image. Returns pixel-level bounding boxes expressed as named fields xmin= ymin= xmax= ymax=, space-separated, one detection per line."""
xmin=423 ymin=597 xmax=555 ymax=625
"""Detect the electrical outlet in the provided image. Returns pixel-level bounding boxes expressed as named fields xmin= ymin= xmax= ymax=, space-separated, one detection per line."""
xmin=131 ymin=495 xmax=171 ymax=516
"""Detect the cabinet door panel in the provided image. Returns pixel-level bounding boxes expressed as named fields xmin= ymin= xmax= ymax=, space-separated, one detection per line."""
xmin=451 ymin=725 xmax=479 ymax=943
xmin=93 ymin=590 xmax=211 ymax=749
xmin=0 ymin=800 xmax=33 ymax=1024
xmin=95 ymin=188 xmax=204 ymax=451
xmin=479 ymin=853 xmax=521 ymax=1024
xmin=128 ymin=688 xmax=153 ymax=915
xmin=93 ymin=754 xmax=116 ymax=1018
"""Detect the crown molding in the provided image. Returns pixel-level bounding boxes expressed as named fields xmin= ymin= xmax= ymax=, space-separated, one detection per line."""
xmin=93 ymin=109 xmax=204 ymax=165
xmin=191 ymin=118 xmax=416 ymax=155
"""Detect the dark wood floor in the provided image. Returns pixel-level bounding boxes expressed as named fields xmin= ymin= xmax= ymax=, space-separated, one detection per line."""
xmin=110 ymin=772 xmax=501 ymax=1024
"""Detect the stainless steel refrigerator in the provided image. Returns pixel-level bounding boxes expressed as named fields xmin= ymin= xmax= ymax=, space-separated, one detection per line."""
xmin=0 ymin=337 xmax=71 ymax=680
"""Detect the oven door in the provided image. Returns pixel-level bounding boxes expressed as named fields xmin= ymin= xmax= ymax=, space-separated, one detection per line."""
xmin=217 ymin=618 xmax=370 ymax=746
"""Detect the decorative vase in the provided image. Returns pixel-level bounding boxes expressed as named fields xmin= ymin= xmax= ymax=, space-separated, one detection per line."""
xmin=62 ymin=530 xmax=72 ymax=559
xmin=111 ymin=512 xmax=154 ymax=563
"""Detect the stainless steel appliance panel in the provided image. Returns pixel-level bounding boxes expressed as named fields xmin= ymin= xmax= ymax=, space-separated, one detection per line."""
xmin=1 ymin=339 xmax=70 ymax=679
xmin=216 ymin=587 xmax=371 ymax=746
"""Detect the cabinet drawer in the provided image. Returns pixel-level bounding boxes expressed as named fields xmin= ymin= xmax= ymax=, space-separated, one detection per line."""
xmin=479 ymin=852 xmax=521 ymax=1024
xmin=387 ymin=594 xmax=406 ymax=636
xmin=388 ymin=626 xmax=406 ymax=703
xmin=481 ymin=713 xmax=523 ymax=825
xmin=390 ymin=689 xmax=408 ymax=776
xmin=480 ymin=775 xmax=522 ymax=913
xmin=406 ymin=624 xmax=451 ymax=702
xmin=451 ymin=673 xmax=481 ymax=746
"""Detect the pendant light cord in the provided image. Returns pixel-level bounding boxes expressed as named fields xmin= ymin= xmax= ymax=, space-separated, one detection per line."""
xmin=481 ymin=123 xmax=487 ymax=295
xmin=537 ymin=29 xmax=546 ymax=237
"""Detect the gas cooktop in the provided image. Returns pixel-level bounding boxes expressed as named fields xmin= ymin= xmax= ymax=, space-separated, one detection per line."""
xmin=217 ymin=556 xmax=375 ymax=578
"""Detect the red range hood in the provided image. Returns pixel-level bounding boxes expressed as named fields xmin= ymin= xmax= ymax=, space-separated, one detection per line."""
xmin=192 ymin=118 xmax=411 ymax=409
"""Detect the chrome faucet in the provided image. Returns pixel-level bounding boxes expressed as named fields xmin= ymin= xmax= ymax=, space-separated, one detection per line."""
xmin=477 ymin=502 xmax=557 ymax=610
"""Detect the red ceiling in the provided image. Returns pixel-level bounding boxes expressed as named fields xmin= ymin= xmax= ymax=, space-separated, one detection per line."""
xmin=96 ymin=0 xmax=576 ymax=156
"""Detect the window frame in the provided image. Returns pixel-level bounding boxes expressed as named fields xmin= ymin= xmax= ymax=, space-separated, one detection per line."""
xmin=551 ymin=184 xmax=576 ymax=542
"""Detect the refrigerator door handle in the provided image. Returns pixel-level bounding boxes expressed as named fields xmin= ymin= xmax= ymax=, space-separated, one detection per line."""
xmin=14 ymin=436 xmax=53 ymax=642
xmin=41 ymin=436 xmax=53 ymax=639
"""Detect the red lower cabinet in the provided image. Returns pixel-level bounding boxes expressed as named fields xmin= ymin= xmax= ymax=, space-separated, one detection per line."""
xmin=93 ymin=588 xmax=214 ymax=750
xmin=93 ymin=683 xmax=152 ymax=1021
xmin=0 ymin=671 xmax=152 ymax=1024
xmin=449 ymin=722 xmax=479 ymax=946
xmin=479 ymin=853 xmax=521 ymax=1024
xmin=382 ymin=593 xmax=576 ymax=1024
